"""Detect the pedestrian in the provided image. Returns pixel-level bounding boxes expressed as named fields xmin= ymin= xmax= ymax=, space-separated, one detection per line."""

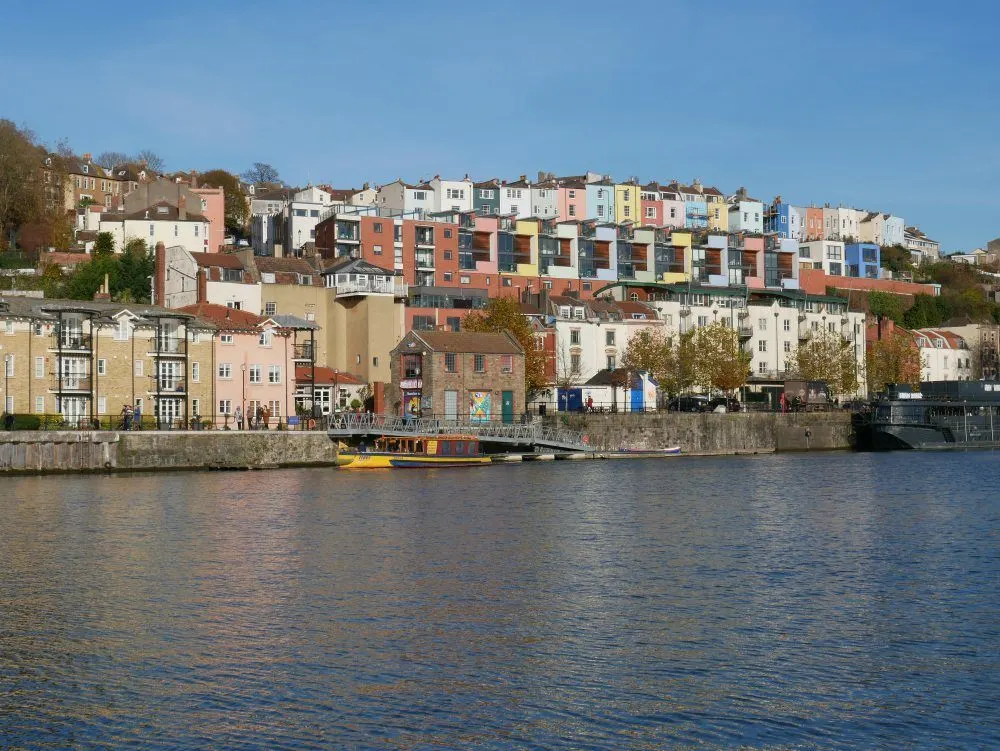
xmin=257 ymin=405 xmax=266 ymax=430
xmin=133 ymin=400 xmax=142 ymax=430
xmin=121 ymin=404 xmax=132 ymax=431
xmin=586 ymin=395 xmax=594 ymax=413
xmin=262 ymin=405 xmax=271 ymax=430
xmin=235 ymin=405 xmax=244 ymax=430
xmin=2 ymin=411 xmax=14 ymax=431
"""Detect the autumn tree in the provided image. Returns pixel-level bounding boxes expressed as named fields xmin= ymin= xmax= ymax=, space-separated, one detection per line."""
xmin=621 ymin=327 xmax=672 ymax=383
xmin=790 ymin=330 xmax=860 ymax=396
xmin=692 ymin=322 xmax=751 ymax=393
xmin=241 ymin=162 xmax=282 ymax=187
xmin=462 ymin=296 xmax=546 ymax=399
xmin=0 ymin=120 xmax=45 ymax=250
xmin=198 ymin=169 xmax=248 ymax=236
xmin=93 ymin=232 xmax=115 ymax=258
xmin=866 ymin=330 xmax=921 ymax=393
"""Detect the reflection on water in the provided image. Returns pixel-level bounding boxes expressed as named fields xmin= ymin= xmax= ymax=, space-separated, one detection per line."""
xmin=1 ymin=453 xmax=999 ymax=749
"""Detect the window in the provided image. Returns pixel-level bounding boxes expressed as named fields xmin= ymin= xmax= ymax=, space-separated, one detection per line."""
xmin=606 ymin=355 xmax=616 ymax=370
xmin=413 ymin=191 xmax=426 ymax=200
xmin=373 ymin=244 xmax=383 ymax=255
xmin=570 ymin=354 xmax=581 ymax=374
xmin=460 ymin=275 xmax=471 ymax=284
xmin=220 ymin=333 xmax=234 ymax=345
xmin=443 ymin=273 xmax=452 ymax=283
xmin=97 ymin=359 xmax=107 ymax=376
xmin=219 ymin=399 xmax=232 ymax=415
xmin=194 ymin=225 xmax=199 ymax=237
xmin=259 ymin=330 xmax=272 ymax=347
xmin=149 ymin=224 xmax=155 ymax=237
xmin=174 ymin=224 xmax=178 ymax=237
xmin=373 ymin=356 xmax=379 ymax=368
xmin=697 ymin=315 xmax=708 ymax=328
xmin=134 ymin=360 xmax=143 ymax=377
xmin=569 ymin=205 xmax=576 ymax=217
xmin=35 ymin=396 xmax=45 ymax=413
xmin=218 ymin=363 xmax=232 ymax=379
xmin=597 ymin=205 xmax=605 ymax=217
xmin=758 ymin=340 xmax=767 ymax=353
xmin=758 ymin=317 xmax=767 ymax=332
xmin=570 ymin=329 xmax=581 ymax=345
xmin=783 ymin=319 xmax=790 ymax=332
xmin=574 ymin=307 xmax=585 ymax=320
xmin=249 ymin=365 xmax=262 ymax=384
xmin=501 ymin=355 xmax=513 ymax=373
xmin=784 ymin=341 xmax=791 ymax=352
xmin=646 ymin=207 xmax=656 ymax=218
xmin=268 ymin=365 xmax=281 ymax=383
xmin=445 ymin=353 xmax=457 ymax=372
xmin=623 ymin=206 xmax=631 ymax=218
xmin=310 ymin=210 xmax=319 ymax=217
xmin=3 ymin=320 xmax=12 ymax=335
xmin=474 ymin=354 xmax=485 ymax=372
xmin=264 ymin=302 xmax=277 ymax=316
xmin=447 ymin=317 xmax=460 ymax=332
xmin=262 ymin=272 xmax=276 ymax=284
xmin=268 ymin=400 xmax=281 ymax=419
xmin=758 ymin=361 xmax=768 ymax=374
xmin=35 ymin=357 xmax=44 ymax=379
xmin=606 ymin=330 xmax=616 ymax=346
xmin=191 ymin=362 xmax=200 ymax=382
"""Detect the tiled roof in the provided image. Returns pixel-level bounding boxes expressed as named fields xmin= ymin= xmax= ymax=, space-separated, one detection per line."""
xmin=294 ymin=366 xmax=365 ymax=386
xmin=176 ymin=302 xmax=269 ymax=332
xmin=190 ymin=252 xmax=244 ymax=270
xmin=408 ymin=330 xmax=523 ymax=354
xmin=255 ymin=256 xmax=317 ymax=275
xmin=102 ymin=201 xmax=207 ymax=223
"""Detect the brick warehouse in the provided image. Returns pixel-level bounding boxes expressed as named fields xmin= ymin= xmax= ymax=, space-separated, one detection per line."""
xmin=386 ymin=330 xmax=524 ymax=422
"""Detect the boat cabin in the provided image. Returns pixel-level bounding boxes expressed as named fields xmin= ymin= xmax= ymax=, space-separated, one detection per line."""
xmin=374 ymin=435 xmax=482 ymax=457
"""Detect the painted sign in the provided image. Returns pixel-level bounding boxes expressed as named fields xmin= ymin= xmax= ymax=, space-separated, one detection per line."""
xmin=469 ymin=391 xmax=491 ymax=423
xmin=400 ymin=378 xmax=423 ymax=389
xmin=403 ymin=390 xmax=422 ymax=417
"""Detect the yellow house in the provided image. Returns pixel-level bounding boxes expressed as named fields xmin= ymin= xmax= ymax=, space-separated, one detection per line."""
xmin=706 ymin=193 xmax=729 ymax=232
xmin=614 ymin=181 xmax=641 ymax=225
xmin=513 ymin=219 xmax=539 ymax=276
xmin=662 ymin=231 xmax=692 ymax=283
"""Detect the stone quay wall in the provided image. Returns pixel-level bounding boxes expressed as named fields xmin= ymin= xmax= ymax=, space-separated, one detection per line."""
xmin=0 ymin=431 xmax=340 ymax=474
xmin=546 ymin=411 xmax=853 ymax=454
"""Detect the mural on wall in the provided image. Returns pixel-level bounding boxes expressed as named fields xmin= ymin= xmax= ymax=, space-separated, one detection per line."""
xmin=403 ymin=390 xmax=422 ymax=418
xmin=469 ymin=391 xmax=491 ymax=422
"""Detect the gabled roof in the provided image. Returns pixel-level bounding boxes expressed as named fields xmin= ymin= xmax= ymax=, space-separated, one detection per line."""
xmin=404 ymin=330 xmax=523 ymax=354
xmin=255 ymin=256 xmax=318 ymax=275
xmin=270 ymin=313 xmax=319 ymax=330
xmin=190 ymin=252 xmax=244 ymax=270
xmin=321 ymin=256 xmax=398 ymax=276
xmin=101 ymin=200 xmax=207 ymax=223
xmin=176 ymin=302 xmax=271 ymax=332
xmin=294 ymin=366 xmax=365 ymax=386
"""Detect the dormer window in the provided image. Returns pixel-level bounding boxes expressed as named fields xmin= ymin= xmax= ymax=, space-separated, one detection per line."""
xmin=574 ymin=307 xmax=585 ymax=319
xmin=82 ymin=165 xmax=88 ymax=174
xmin=559 ymin=306 xmax=570 ymax=318
xmin=157 ymin=205 xmax=168 ymax=214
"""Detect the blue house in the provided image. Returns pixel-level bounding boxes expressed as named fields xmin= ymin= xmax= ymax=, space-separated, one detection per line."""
xmin=845 ymin=242 xmax=880 ymax=279
xmin=586 ymin=179 xmax=615 ymax=223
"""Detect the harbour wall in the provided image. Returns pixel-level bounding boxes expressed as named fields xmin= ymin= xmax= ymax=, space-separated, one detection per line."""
xmin=0 ymin=431 xmax=341 ymax=474
xmin=546 ymin=412 xmax=853 ymax=454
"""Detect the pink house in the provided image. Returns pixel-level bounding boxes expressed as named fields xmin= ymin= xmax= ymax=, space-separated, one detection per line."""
xmin=179 ymin=303 xmax=298 ymax=428
xmin=557 ymin=179 xmax=587 ymax=221
xmin=191 ymin=186 xmax=225 ymax=252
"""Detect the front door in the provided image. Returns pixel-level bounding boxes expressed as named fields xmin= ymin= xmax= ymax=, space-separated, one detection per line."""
xmin=501 ymin=390 xmax=514 ymax=424
xmin=444 ymin=390 xmax=458 ymax=421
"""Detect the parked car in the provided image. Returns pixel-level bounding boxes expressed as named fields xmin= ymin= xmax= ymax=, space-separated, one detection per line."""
xmin=708 ymin=397 xmax=741 ymax=413
xmin=668 ymin=396 xmax=710 ymax=412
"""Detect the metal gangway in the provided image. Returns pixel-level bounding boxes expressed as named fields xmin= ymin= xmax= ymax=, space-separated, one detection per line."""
xmin=327 ymin=413 xmax=591 ymax=452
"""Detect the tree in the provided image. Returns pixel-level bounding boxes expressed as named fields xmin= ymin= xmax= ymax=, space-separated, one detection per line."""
xmin=117 ymin=239 xmax=154 ymax=302
xmin=241 ymin=162 xmax=282 ymax=187
xmin=198 ymin=169 xmax=249 ymax=236
xmin=692 ymin=322 xmax=751 ymax=393
xmin=621 ymin=327 xmax=672 ymax=384
xmin=462 ymin=296 xmax=546 ymax=399
xmin=135 ymin=149 xmax=165 ymax=172
xmin=791 ymin=330 xmax=860 ymax=396
xmin=93 ymin=232 xmax=115 ymax=258
xmin=95 ymin=151 xmax=130 ymax=171
xmin=0 ymin=119 xmax=45 ymax=250
xmin=868 ymin=290 xmax=905 ymax=324
xmin=866 ymin=330 xmax=921 ymax=393
xmin=903 ymin=294 xmax=949 ymax=328
xmin=880 ymin=244 xmax=914 ymax=277
xmin=555 ymin=347 xmax=583 ymax=391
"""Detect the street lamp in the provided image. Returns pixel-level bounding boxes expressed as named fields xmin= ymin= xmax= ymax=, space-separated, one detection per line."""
xmin=333 ymin=368 xmax=340 ymax=415
xmin=773 ymin=309 xmax=780 ymax=378
xmin=241 ymin=363 xmax=247 ymax=429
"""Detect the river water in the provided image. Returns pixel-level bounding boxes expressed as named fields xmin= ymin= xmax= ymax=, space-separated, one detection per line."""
xmin=1 ymin=452 xmax=998 ymax=749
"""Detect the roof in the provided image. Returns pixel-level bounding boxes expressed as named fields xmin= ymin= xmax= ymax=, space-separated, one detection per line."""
xmin=585 ymin=368 xmax=631 ymax=386
xmin=406 ymin=330 xmax=523 ymax=354
xmin=0 ymin=294 xmax=213 ymax=328
xmin=255 ymin=256 xmax=318 ymax=275
xmin=270 ymin=313 xmax=319 ymax=330
xmin=294 ymin=366 xmax=365 ymax=386
xmin=190 ymin=252 xmax=244 ymax=270
xmin=101 ymin=200 xmax=207 ymax=223
xmin=176 ymin=302 xmax=271 ymax=332
xmin=321 ymin=256 xmax=398 ymax=276
xmin=38 ymin=252 xmax=90 ymax=267
xmin=474 ymin=178 xmax=501 ymax=189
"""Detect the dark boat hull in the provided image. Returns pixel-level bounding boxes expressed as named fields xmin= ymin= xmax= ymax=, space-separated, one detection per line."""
xmin=869 ymin=423 xmax=1000 ymax=451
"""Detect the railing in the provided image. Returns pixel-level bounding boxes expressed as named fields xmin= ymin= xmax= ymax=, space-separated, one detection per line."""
xmin=50 ymin=375 xmax=92 ymax=392
xmin=327 ymin=412 xmax=589 ymax=449
xmin=799 ymin=328 xmax=814 ymax=340
xmin=155 ymin=337 xmax=185 ymax=354
xmin=155 ymin=379 xmax=187 ymax=394
xmin=334 ymin=279 xmax=407 ymax=297
xmin=292 ymin=343 xmax=314 ymax=361
xmin=56 ymin=333 xmax=92 ymax=351
xmin=738 ymin=326 xmax=753 ymax=338
xmin=0 ymin=413 xmax=335 ymax=432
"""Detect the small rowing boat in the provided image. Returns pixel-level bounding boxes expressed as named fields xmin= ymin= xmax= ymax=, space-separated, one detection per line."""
xmin=338 ymin=434 xmax=491 ymax=469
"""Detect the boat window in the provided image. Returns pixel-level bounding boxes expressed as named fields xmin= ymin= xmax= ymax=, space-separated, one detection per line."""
xmin=415 ymin=440 xmax=423 ymax=453
xmin=455 ymin=441 xmax=465 ymax=455
xmin=440 ymin=441 xmax=452 ymax=455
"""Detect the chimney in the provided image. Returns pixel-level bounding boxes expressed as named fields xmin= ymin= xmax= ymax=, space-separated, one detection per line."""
xmin=83 ymin=153 xmax=92 ymax=162
xmin=178 ymin=195 xmax=187 ymax=221
xmin=153 ymin=242 xmax=166 ymax=306
xmin=93 ymin=272 xmax=111 ymax=301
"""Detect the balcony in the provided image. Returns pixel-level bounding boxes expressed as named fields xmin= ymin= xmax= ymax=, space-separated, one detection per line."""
xmin=154 ymin=337 xmax=185 ymax=355
xmin=50 ymin=375 xmax=92 ymax=392
xmin=799 ymin=327 xmax=814 ymax=341
xmin=333 ymin=277 xmax=408 ymax=298
xmin=292 ymin=343 xmax=314 ymax=361
xmin=336 ymin=222 xmax=360 ymax=242
xmin=738 ymin=326 xmax=753 ymax=339
xmin=415 ymin=251 xmax=435 ymax=270
xmin=155 ymin=378 xmax=187 ymax=394
xmin=55 ymin=333 xmax=92 ymax=352
xmin=415 ymin=229 xmax=435 ymax=246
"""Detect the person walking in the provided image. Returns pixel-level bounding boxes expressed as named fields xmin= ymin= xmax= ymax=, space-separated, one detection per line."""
xmin=132 ymin=399 xmax=142 ymax=430
xmin=235 ymin=404 xmax=244 ymax=430
xmin=120 ymin=404 xmax=132 ymax=431
xmin=262 ymin=404 xmax=271 ymax=430
xmin=2 ymin=411 xmax=14 ymax=431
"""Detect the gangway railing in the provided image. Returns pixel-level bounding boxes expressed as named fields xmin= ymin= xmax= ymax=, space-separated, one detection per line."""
xmin=327 ymin=413 xmax=590 ymax=450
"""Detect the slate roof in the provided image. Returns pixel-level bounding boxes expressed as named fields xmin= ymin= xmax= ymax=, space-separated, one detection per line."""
xmin=406 ymin=330 xmax=523 ymax=354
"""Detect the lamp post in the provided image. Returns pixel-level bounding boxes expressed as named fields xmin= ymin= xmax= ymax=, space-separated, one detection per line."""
xmin=774 ymin=309 xmax=780 ymax=379
xmin=333 ymin=368 xmax=340 ymax=416
xmin=241 ymin=363 xmax=246 ymax=429
xmin=3 ymin=354 xmax=9 ymax=418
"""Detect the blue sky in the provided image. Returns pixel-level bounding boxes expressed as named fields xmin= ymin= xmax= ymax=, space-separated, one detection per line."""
xmin=2 ymin=0 xmax=998 ymax=250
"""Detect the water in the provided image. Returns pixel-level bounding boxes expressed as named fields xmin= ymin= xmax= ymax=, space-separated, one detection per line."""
xmin=1 ymin=453 xmax=999 ymax=750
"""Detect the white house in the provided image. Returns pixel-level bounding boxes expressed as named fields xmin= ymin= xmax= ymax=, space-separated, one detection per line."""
xmin=913 ymin=328 xmax=973 ymax=381
xmin=500 ymin=178 xmax=532 ymax=218
xmin=429 ymin=176 xmax=473 ymax=213
xmin=270 ymin=186 xmax=333 ymax=256
xmin=99 ymin=201 xmax=210 ymax=255
xmin=159 ymin=245 xmax=262 ymax=312
xmin=727 ymin=189 xmax=764 ymax=234
xmin=798 ymin=240 xmax=847 ymax=276
xmin=530 ymin=180 xmax=560 ymax=218
xmin=375 ymin=180 xmax=436 ymax=215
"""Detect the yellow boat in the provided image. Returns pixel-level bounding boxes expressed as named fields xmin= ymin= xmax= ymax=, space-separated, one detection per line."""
xmin=338 ymin=435 xmax=491 ymax=469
